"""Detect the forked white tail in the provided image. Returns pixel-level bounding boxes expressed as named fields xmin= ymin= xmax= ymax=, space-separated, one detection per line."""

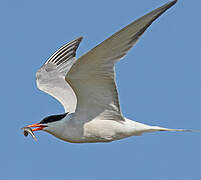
xmin=150 ymin=126 xmax=201 ymax=133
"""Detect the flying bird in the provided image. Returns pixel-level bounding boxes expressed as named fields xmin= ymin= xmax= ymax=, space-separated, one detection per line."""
xmin=23 ymin=0 xmax=197 ymax=143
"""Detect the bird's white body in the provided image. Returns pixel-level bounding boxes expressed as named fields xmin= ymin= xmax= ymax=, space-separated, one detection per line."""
xmin=25 ymin=0 xmax=197 ymax=143
xmin=44 ymin=114 xmax=180 ymax=143
xmin=44 ymin=114 xmax=152 ymax=143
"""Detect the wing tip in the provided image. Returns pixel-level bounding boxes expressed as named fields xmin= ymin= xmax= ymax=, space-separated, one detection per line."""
xmin=165 ymin=0 xmax=178 ymax=9
xmin=44 ymin=36 xmax=84 ymax=66
xmin=77 ymin=36 xmax=84 ymax=43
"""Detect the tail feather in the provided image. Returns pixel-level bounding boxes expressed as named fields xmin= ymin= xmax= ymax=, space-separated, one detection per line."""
xmin=153 ymin=126 xmax=201 ymax=133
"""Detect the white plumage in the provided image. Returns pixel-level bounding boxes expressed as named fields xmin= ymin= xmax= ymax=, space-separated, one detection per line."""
xmin=24 ymin=0 xmax=198 ymax=143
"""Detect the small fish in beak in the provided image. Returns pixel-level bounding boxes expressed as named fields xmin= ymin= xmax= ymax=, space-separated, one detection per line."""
xmin=22 ymin=127 xmax=38 ymax=141
xmin=22 ymin=123 xmax=47 ymax=141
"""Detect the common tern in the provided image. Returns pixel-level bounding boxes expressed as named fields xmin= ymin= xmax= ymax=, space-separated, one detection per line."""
xmin=23 ymin=0 xmax=197 ymax=143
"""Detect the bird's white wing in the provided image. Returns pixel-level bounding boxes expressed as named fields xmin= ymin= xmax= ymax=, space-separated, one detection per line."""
xmin=66 ymin=1 xmax=177 ymax=122
xmin=36 ymin=37 xmax=83 ymax=112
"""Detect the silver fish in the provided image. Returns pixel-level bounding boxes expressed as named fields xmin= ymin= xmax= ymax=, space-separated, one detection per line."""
xmin=22 ymin=127 xmax=38 ymax=142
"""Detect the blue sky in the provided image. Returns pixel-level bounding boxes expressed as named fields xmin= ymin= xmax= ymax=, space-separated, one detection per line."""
xmin=1 ymin=0 xmax=201 ymax=179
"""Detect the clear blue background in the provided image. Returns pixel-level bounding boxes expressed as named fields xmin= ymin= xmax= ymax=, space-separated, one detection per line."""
xmin=0 ymin=0 xmax=200 ymax=180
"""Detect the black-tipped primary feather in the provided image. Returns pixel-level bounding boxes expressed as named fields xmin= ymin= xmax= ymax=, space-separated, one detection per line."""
xmin=46 ymin=37 xmax=83 ymax=66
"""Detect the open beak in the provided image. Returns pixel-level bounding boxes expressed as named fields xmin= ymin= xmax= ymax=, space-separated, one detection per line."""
xmin=26 ymin=123 xmax=47 ymax=131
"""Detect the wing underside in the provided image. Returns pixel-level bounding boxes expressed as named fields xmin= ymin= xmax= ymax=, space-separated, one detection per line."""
xmin=36 ymin=37 xmax=83 ymax=112
xmin=66 ymin=1 xmax=177 ymax=122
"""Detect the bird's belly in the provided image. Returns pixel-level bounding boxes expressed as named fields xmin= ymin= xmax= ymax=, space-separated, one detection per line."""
xmin=81 ymin=119 xmax=132 ymax=142
xmin=55 ymin=120 xmax=127 ymax=143
xmin=50 ymin=119 xmax=139 ymax=143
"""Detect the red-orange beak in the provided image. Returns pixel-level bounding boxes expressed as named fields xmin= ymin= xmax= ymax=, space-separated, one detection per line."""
xmin=26 ymin=123 xmax=47 ymax=131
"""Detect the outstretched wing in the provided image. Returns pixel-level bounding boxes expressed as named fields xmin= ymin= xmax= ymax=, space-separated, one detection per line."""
xmin=36 ymin=37 xmax=83 ymax=112
xmin=66 ymin=1 xmax=177 ymax=122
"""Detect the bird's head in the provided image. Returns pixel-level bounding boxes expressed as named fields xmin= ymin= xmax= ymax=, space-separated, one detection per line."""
xmin=25 ymin=113 xmax=68 ymax=134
